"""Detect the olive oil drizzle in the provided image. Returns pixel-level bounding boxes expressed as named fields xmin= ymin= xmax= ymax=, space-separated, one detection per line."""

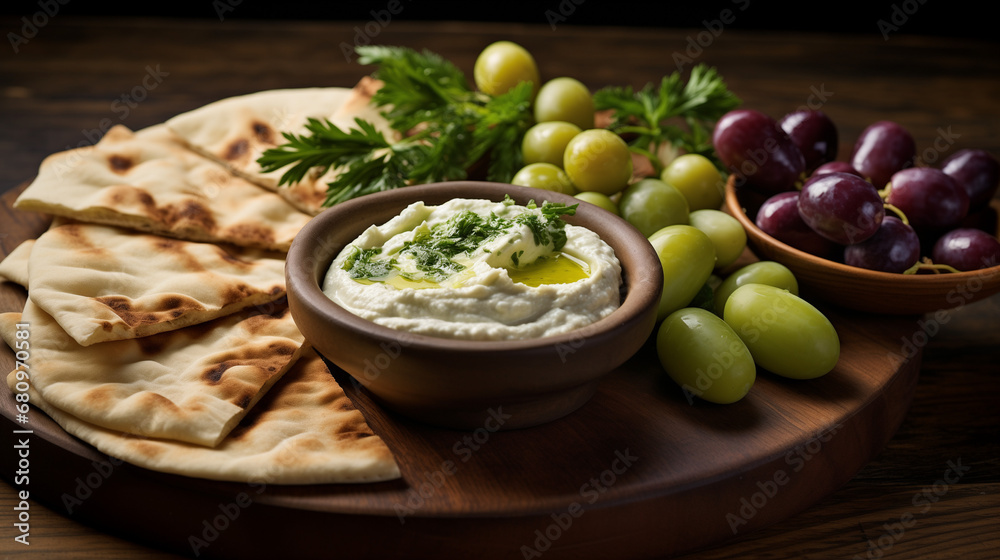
xmin=353 ymin=251 xmax=589 ymax=289
xmin=506 ymin=252 xmax=590 ymax=287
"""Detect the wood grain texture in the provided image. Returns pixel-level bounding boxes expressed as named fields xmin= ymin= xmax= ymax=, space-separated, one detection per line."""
xmin=0 ymin=16 xmax=998 ymax=560
xmin=0 ymin=182 xmax=922 ymax=558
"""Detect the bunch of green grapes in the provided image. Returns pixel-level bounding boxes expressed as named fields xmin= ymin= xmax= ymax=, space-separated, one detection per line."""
xmin=475 ymin=41 xmax=840 ymax=404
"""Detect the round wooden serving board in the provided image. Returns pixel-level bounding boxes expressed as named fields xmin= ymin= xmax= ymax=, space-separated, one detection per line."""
xmin=0 ymin=185 xmax=922 ymax=559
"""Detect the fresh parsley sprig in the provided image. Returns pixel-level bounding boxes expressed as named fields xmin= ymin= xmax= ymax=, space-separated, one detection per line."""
xmin=593 ymin=63 xmax=740 ymax=175
xmin=362 ymin=45 xmax=533 ymax=186
xmin=257 ymin=45 xmax=533 ymax=207
xmin=356 ymin=45 xmax=477 ymax=133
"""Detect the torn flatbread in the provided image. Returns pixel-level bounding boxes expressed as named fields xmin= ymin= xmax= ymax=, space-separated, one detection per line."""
xmin=0 ymin=312 xmax=399 ymax=484
xmin=27 ymin=221 xmax=286 ymax=346
xmin=13 ymin=298 xmax=305 ymax=447
xmin=0 ymin=312 xmax=20 ymax=349
xmin=0 ymin=239 xmax=33 ymax=288
xmin=4 ymin=350 xmax=400 ymax=484
xmin=13 ymin=125 xmax=312 ymax=251
xmin=165 ymin=77 xmax=397 ymax=214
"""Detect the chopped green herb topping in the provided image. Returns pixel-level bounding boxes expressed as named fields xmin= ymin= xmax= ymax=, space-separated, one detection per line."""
xmin=343 ymin=247 xmax=397 ymax=280
xmin=343 ymin=201 xmax=578 ymax=283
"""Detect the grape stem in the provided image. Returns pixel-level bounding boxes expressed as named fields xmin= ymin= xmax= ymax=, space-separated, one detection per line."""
xmin=883 ymin=203 xmax=910 ymax=225
xmin=614 ymin=125 xmax=666 ymax=174
xmin=903 ymin=257 xmax=962 ymax=275
xmin=878 ymin=182 xmax=913 ymax=224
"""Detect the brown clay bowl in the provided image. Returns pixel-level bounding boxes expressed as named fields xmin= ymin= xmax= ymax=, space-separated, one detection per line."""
xmin=724 ymin=176 xmax=1000 ymax=315
xmin=286 ymin=181 xmax=662 ymax=430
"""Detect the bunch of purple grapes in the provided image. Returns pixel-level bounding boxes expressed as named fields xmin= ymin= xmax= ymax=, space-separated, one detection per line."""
xmin=713 ymin=108 xmax=1000 ymax=273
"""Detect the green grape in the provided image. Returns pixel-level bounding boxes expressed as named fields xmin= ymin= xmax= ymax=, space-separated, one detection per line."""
xmin=661 ymin=153 xmax=726 ymax=211
xmin=574 ymin=191 xmax=619 ymax=215
xmin=713 ymin=261 xmax=798 ymax=317
xmin=648 ymin=225 xmax=717 ymax=322
xmin=619 ymin=178 xmax=689 ymax=238
xmin=473 ymin=41 xmax=540 ymax=98
xmin=510 ymin=162 xmax=576 ymax=195
xmin=723 ymin=284 xmax=839 ymax=379
xmin=522 ymin=121 xmax=582 ymax=168
xmin=533 ymin=77 xmax=595 ymax=130
xmin=657 ymin=307 xmax=756 ymax=404
xmin=562 ymin=129 xmax=633 ymax=195
xmin=688 ymin=209 xmax=747 ymax=269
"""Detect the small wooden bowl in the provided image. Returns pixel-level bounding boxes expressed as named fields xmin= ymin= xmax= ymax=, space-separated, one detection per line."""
xmin=286 ymin=182 xmax=662 ymax=430
xmin=724 ymin=176 xmax=1000 ymax=315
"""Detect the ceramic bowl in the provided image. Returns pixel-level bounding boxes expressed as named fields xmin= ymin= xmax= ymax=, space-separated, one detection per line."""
xmin=724 ymin=176 xmax=1000 ymax=315
xmin=286 ymin=181 xmax=662 ymax=430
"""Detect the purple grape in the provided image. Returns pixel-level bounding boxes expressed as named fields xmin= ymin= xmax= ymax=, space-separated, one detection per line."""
xmin=843 ymin=216 xmax=921 ymax=273
xmin=755 ymin=191 xmax=837 ymax=257
xmin=813 ymin=161 xmax=863 ymax=178
xmin=712 ymin=109 xmax=806 ymax=194
xmin=931 ymin=228 xmax=1000 ymax=271
xmin=779 ymin=110 xmax=838 ymax=173
xmin=940 ymin=148 xmax=1000 ymax=212
xmin=850 ymin=120 xmax=916 ymax=189
xmin=886 ymin=167 xmax=969 ymax=229
xmin=797 ymin=172 xmax=885 ymax=245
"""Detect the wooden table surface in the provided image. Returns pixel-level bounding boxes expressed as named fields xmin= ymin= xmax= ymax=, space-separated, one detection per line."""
xmin=0 ymin=15 xmax=998 ymax=560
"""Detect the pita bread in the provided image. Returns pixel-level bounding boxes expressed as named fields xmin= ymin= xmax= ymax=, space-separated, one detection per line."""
xmin=14 ymin=298 xmax=305 ymax=447
xmin=166 ymin=77 xmax=397 ymax=215
xmin=13 ymin=124 xmax=312 ymax=251
xmin=327 ymin=76 xmax=395 ymax=137
xmin=0 ymin=239 xmax=33 ymax=288
xmin=0 ymin=312 xmax=19 ymax=349
xmin=27 ymin=221 xmax=287 ymax=346
xmin=0 ymin=311 xmax=399 ymax=484
xmin=4 ymin=350 xmax=400 ymax=484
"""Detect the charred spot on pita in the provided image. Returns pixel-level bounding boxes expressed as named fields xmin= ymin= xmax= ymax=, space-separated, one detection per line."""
xmin=252 ymin=121 xmax=274 ymax=144
xmin=136 ymin=334 xmax=168 ymax=356
xmin=108 ymin=154 xmax=134 ymax=173
xmin=54 ymin=223 xmax=105 ymax=254
xmin=137 ymin=190 xmax=155 ymax=208
xmin=268 ymin=340 xmax=296 ymax=356
xmin=96 ymin=295 xmax=132 ymax=313
xmin=220 ymin=283 xmax=254 ymax=306
xmin=234 ymin=392 xmax=253 ymax=409
xmin=105 ymin=185 xmax=156 ymax=209
xmin=225 ymin=138 xmax=249 ymax=161
xmin=179 ymin=199 xmax=214 ymax=223
xmin=203 ymin=361 xmax=232 ymax=383
xmin=214 ymin=246 xmax=253 ymax=267
xmin=222 ymin=223 xmax=275 ymax=247
xmin=159 ymin=199 xmax=217 ymax=231
xmin=335 ymin=397 xmax=355 ymax=412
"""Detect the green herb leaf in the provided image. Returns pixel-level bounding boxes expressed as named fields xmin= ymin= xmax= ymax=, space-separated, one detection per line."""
xmin=343 ymin=247 xmax=397 ymax=280
xmin=593 ymin=63 xmax=740 ymax=175
xmin=257 ymin=117 xmax=393 ymax=187
xmin=356 ymin=45 xmax=474 ymax=134
xmin=256 ymin=45 xmax=533 ymax=207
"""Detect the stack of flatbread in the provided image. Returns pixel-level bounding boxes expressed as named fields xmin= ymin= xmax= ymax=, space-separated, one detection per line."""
xmin=0 ymin=78 xmax=401 ymax=484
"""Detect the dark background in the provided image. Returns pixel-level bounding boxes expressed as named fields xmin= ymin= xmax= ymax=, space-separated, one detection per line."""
xmin=0 ymin=1 xmax=993 ymax=39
